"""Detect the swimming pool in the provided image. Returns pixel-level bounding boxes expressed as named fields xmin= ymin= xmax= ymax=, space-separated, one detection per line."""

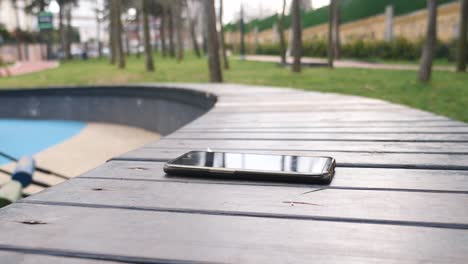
xmin=0 ymin=119 xmax=86 ymax=165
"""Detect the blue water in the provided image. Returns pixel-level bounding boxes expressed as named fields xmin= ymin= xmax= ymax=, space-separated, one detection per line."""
xmin=0 ymin=119 xmax=86 ymax=165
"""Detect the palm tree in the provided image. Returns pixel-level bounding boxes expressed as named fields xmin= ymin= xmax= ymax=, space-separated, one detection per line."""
xmin=419 ymin=0 xmax=437 ymax=82
xmin=205 ymin=0 xmax=222 ymax=82
xmin=142 ymin=0 xmax=154 ymax=71
xmin=456 ymin=0 xmax=468 ymax=72
xmin=291 ymin=0 xmax=302 ymax=73
xmin=278 ymin=0 xmax=287 ymax=65
xmin=219 ymin=0 xmax=229 ymax=69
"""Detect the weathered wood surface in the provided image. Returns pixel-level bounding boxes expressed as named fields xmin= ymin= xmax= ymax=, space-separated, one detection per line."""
xmin=0 ymin=83 xmax=467 ymax=263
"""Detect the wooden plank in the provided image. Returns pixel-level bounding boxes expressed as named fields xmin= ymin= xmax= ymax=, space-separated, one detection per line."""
xmin=0 ymin=251 xmax=122 ymax=264
xmin=195 ymin=112 xmax=448 ymax=123
xmin=167 ymin=132 xmax=468 ymax=142
xmin=0 ymin=203 xmax=466 ymax=263
xmin=183 ymin=120 xmax=466 ymax=129
xmin=147 ymin=139 xmax=468 ymax=154
xmin=78 ymin=160 xmax=468 ymax=192
xmin=116 ymin=147 xmax=468 ymax=170
xmin=24 ymin=173 xmax=468 ymax=225
xmin=179 ymin=126 xmax=468 ymax=133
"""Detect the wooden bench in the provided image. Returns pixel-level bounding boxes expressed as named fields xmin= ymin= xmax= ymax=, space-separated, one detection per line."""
xmin=0 ymin=83 xmax=467 ymax=263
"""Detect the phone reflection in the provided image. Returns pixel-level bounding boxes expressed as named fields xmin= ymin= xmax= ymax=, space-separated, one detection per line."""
xmin=182 ymin=151 xmax=329 ymax=174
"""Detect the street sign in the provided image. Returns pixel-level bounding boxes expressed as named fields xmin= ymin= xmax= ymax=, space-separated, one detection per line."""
xmin=38 ymin=12 xmax=53 ymax=30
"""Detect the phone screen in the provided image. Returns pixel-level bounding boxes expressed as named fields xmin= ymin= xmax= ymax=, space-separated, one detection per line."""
xmin=171 ymin=151 xmax=333 ymax=174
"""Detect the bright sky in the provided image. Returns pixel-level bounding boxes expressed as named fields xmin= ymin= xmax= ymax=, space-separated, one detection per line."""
xmin=222 ymin=0 xmax=331 ymax=24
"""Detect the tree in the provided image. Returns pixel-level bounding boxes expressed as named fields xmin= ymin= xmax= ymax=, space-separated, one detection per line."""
xmin=328 ymin=0 xmax=336 ymax=68
xmin=58 ymin=1 xmax=66 ymax=57
xmin=219 ymin=0 xmax=229 ymax=69
xmin=333 ymin=0 xmax=341 ymax=59
xmin=160 ymin=4 xmax=168 ymax=57
xmin=291 ymin=0 xmax=302 ymax=73
xmin=456 ymin=0 xmax=468 ymax=72
xmin=109 ymin=0 xmax=116 ymax=64
xmin=95 ymin=7 xmax=104 ymax=58
xmin=11 ymin=0 xmax=23 ymax=61
xmin=205 ymin=0 xmax=222 ymax=82
xmin=142 ymin=0 xmax=154 ymax=71
xmin=167 ymin=4 xmax=176 ymax=57
xmin=65 ymin=6 xmax=73 ymax=60
xmin=134 ymin=7 xmax=142 ymax=58
xmin=278 ymin=0 xmax=287 ymax=65
xmin=188 ymin=4 xmax=201 ymax=58
xmin=419 ymin=0 xmax=437 ymax=83
xmin=174 ymin=0 xmax=184 ymax=62
xmin=111 ymin=0 xmax=125 ymax=68
xmin=239 ymin=3 xmax=246 ymax=59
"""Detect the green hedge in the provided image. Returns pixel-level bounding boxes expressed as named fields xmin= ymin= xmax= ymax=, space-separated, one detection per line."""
xmin=247 ymin=38 xmax=466 ymax=62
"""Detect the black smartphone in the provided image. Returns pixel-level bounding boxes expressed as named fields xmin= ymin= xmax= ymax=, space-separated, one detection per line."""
xmin=164 ymin=151 xmax=336 ymax=184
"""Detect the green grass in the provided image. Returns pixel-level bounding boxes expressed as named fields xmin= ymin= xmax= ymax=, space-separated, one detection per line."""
xmin=0 ymin=54 xmax=467 ymax=123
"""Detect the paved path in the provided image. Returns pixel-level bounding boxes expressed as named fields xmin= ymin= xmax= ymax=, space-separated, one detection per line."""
xmin=245 ymin=55 xmax=454 ymax=71
xmin=0 ymin=84 xmax=467 ymax=263
xmin=0 ymin=61 xmax=59 ymax=77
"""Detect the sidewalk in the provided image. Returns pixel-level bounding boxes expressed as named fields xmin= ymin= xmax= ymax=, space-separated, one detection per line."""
xmin=244 ymin=55 xmax=454 ymax=71
xmin=0 ymin=61 xmax=59 ymax=77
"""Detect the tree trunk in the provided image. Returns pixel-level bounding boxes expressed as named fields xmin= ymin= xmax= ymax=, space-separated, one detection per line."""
xmin=189 ymin=16 xmax=201 ymax=57
xmin=334 ymin=0 xmax=341 ymax=59
xmin=109 ymin=0 xmax=116 ymax=64
xmin=202 ymin=22 xmax=208 ymax=55
xmin=175 ymin=0 xmax=184 ymax=62
xmin=219 ymin=0 xmax=229 ymax=69
xmin=291 ymin=0 xmax=302 ymax=73
xmin=114 ymin=0 xmax=125 ymax=68
xmin=96 ymin=9 xmax=103 ymax=58
xmin=278 ymin=0 xmax=287 ymax=65
xmin=160 ymin=5 xmax=167 ymax=57
xmin=135 ymin=9 xmax=142 ymax=58
xmin=239 ymin=4 xmax=246 ymax=58
xmin=125 ymin=31 xmax=131 ymax=56
xmin=59 ymin=4 xmax=65 ymax=57
xmin=13 ymin=1 xmax=23 ymax=61
xmin=328 ymin=0 xmax=336 ymax=68
xmin=65 ymin=7 xmax=72 ymax=60
xmin=168 ymin=5 xmax=176 ymax=58
xmin=418 ymin=0 xmax=437 ymax=83
xmin=143 ymin=0 xmax=154 ymax=71
xmin=205 ymin=0 xmax=223 ymax=82
xmin=456 ymin=0 xmax=468 ymax=72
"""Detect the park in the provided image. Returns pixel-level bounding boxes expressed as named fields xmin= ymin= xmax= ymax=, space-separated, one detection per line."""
xmin=0 ymin=0 xmax=467 ymax=263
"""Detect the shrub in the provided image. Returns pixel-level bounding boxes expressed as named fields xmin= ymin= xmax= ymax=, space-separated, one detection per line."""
xmin=231 ymin=37 xmax=460 ymax=62
xmin=302 ymin=39 xmax=328 ymax=57
xmin=256 ymin=44 xmax=281 ymax=55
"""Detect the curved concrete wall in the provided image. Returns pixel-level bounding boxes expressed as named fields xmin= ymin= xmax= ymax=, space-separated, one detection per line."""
xmin=0 ymin=85 xmax=217 ymax=135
